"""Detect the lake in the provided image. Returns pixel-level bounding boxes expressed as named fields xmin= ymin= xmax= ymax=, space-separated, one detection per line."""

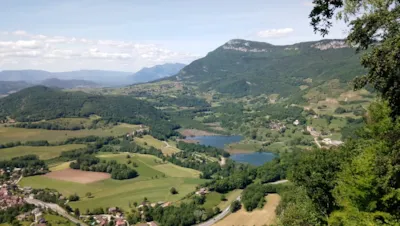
xmin=185 ymin=135 xmax=275 ymax=166
xmin=185 ymin=135 xmax=243 ymax=149
xmin=230 ymin=152 xmax=276 ymax=166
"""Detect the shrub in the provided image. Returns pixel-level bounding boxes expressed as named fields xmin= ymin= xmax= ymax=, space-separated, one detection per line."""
xmin=231 ymin=200 xmax=241 ymax=213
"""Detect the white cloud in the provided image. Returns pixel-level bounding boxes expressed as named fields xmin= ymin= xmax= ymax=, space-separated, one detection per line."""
xmin=0 ymin=30 xmax=199 ymax=71
xmin=12 ymin=30 xmax=28 ymax=36
xmin=15 ymin=40 xmax=42 ymax=49
xmin=302 ymin=1 xmax=315 ymax=7
xmin=257 ymin=28 xmax=294 ymax=38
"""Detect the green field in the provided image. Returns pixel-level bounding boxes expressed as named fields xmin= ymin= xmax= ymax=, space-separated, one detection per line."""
xmin=0 ymin=123 xmax=138 ymax=143
xmin=44 ymin=214 xmax=75 ymax=226
xmin=218 ymin=189 xmax=242 ymax=209
xmin=20 ymin=153 xmax=204 ymax=211
xmin=134 ymin=135 xmax=180 ymax=156
xmin=202 ymin=192 xmax=222 ymax=209
xmin=0 ymin=144 xmax=86 ymax=160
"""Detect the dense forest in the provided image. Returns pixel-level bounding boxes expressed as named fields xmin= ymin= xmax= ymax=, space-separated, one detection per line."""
xmin=0 ymin=86 xmax=179 ymax=140
xmin=70 ymin=155 xmax=138 ymax=180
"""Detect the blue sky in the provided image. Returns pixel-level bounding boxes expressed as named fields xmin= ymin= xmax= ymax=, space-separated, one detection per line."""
xmin=0 ymin=0 xmax=348 ymax=72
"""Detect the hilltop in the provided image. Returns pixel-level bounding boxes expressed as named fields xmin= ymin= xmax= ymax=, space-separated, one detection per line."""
xmin=166 ymin=39 xmax=364 ymax=99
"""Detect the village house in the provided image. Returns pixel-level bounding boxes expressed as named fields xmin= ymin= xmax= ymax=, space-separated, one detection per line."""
xmin=195 ymin=188 xmax=209 ymax=196
xmin=108 ymin=207 xmax=118 ymax=214
xmin=161 ymin=202 xmax=171 ymax=208
xmin=322 ymin=138 xmax=332 ymax=145
xmin=321 ymin=138 xmax=344 ymax=146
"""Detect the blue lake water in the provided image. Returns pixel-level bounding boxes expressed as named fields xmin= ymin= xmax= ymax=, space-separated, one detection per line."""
xmin=230 ymin=152 xmax=276 ymax=166
xmin=185 ymin=135 xmax=275 ymax=166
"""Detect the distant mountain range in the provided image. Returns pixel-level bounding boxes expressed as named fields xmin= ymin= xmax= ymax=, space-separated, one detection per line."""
xmin=0 ymin=79 xmax=100 ymax=95
xmin=40 ymin=78 xmax=99 ymax=89
xmin=130 ymin=63 xmax=186 ymax=84
xmin=0 ymin=63 xmax=187 ymax=89
xmin=0 ymin=70 xmax=132 ymax=86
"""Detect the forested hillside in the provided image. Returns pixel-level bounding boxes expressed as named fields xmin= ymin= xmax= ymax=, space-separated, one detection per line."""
xmin=169 ymin=39 xmax=364 ymax=98
xmin=0 ymin=86 xmax=179 ymax=139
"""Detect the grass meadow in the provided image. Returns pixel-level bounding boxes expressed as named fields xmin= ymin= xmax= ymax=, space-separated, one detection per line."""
xmin=0 ymin=123 xmax=137 ymax=143
xmin=0 ymin=144 xmax=86 ymax=160
xmin=20 ymin=153 xmax=204 ymax=211
xmin=134 ymin=135 xmax=180 ymax=156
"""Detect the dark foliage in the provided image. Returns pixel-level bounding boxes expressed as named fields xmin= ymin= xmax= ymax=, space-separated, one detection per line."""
xmin=70 ymin=155 xmax=138 ymax=180
xmin=0 ymin=203 xmax=35 ymax=224
xmin=0 ymin=155 xmax=48 ymax=176
xmin=0 ymin=86 xmax=179 ymax=140
xmin=230 ymin=200 xmax=241 ymax=213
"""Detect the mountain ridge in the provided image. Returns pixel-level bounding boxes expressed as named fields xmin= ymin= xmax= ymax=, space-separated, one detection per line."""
xmin=130 ymin=63 xmax=186 ymax=84
xmin=166 ymin=38 xmax=362 ymax=99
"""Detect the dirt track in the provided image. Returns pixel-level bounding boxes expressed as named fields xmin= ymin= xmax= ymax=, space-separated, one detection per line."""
xmin=43 ymin=168 xmax=110 ymax=184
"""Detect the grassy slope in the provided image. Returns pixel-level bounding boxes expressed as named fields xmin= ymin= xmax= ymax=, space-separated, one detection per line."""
xmin=134 ymin=135 xmax=180 ymax=156
xmin=0 ymin=144 xmax=86 ymax=160
xmin=20 ymin=153 xmax=203 ymax=211
xmin=0 ymin=123 xmax=138 ymax=143
xmin=201 ymin=190 xmax=243 ymax=210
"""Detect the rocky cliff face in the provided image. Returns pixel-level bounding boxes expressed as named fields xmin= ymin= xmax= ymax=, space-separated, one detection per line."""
xmin=311 ymin=40 xmax=349 ymax=50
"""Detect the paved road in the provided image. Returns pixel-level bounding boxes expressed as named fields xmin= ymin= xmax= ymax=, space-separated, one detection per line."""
xmin=268 ymin=179 xmax=289 ymax=185
xmin=25 ymin=198 xmax=88 ymax=226
xmin=196 ymin=196 xmax=241 ymax=226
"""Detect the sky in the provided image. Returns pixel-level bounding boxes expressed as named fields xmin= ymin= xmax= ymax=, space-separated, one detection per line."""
xmin=0 ymin=0 xmax=348 ymax=72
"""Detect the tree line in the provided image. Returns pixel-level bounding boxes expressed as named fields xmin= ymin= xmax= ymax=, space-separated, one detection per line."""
xmin=69 ymin=155 xmax=138 ymax=180
xmin=0 ymin=155 xmax=48 ymax=177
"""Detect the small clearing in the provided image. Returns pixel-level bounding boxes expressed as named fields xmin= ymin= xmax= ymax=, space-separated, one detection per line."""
xmin=214 ymin=194 xmax=281 ymax=226
xmin=49 ymin=161 xmax=73 ymax=172
xmin=43 ymin=168 xmax=110 ymax=184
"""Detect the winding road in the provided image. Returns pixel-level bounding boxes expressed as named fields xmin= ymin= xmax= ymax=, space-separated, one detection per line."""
xmin=24 ymin=197 xmax=88 ymax=226
xmin=195 ymin=180 xmax=289 ymax=226
xmin=196 ymin=196 xmax=241 ymax=226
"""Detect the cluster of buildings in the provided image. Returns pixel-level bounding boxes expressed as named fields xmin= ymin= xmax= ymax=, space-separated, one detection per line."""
xmin=16 ymin=207 xmax=45 ymax=225
xmin=86 ymin=204 xmax=166 ymax=226
xmin=0 ymin=185 xmax=24 ymax=209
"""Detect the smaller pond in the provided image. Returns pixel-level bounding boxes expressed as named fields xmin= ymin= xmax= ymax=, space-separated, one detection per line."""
xmin=185 ymin=135 xmax=243 ymax=149
xmin=230 ymin=152 xmax=276 ymax=166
